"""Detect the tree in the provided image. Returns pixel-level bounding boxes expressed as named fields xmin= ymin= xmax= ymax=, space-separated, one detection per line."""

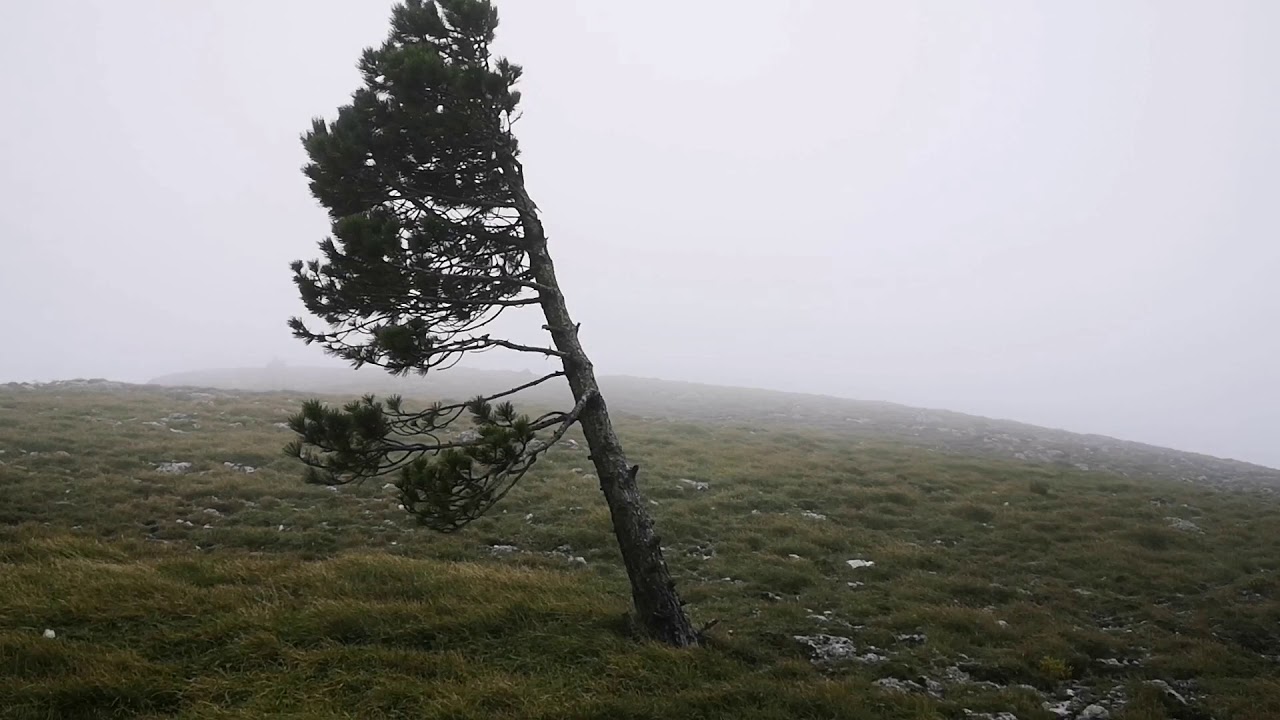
xmin=284 ymin=0 xmax=699 ymax=647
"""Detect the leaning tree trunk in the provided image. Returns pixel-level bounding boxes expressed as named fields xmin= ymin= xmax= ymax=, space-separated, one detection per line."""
xmin=512 ymin=187 xmax=698 ymax=647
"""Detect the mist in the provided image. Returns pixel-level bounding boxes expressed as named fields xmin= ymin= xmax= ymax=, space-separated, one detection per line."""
xmin=1 ymin=1 xmax=1276 ymax=468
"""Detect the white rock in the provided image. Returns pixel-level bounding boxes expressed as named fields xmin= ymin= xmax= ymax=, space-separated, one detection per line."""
xmin=1165 ymin=517 xmax=1203 ymax=533
xmin=155 ymin=462 xmax=193 ymax=474
xmin=42 ymin=629 xmax=56 ymax=639
xmin=1078 ymin=705 xmax=1110 ymax=720
xmin=677 ymin=478 xmax=710 ymax=491
xmin=846 ymin=559 xmax=875 ymax=570
xmin=800 ymin=511 xmax=827 ymax=521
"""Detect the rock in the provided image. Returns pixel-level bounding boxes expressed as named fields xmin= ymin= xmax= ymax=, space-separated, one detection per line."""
xmin=169 ymin=428 xmax=185 ymax=434
xmin=847 ymin=581 xmax=865 ymax=589
xmin=203 ymin=508 xmax=222 ymax=517
xmin=571 ymin=467 xmax=584 ymax=474
xmin=846 ymin=559 xmax=875 ymax=570
xmin=155 ymin=461 xmax=193 ymax=474
xmin=1165 ymin=517 xmax=1203 ymax=533
xmin=761 ymin=591 xmax=784 ymax=602
xmin=793 ymin=635 xmax=885 ymax=665
xmin=963 ymin=712 xmax=1019 ymax=720
xmin=677 ymin=478 xmax=710 ymax=491
xmin=524 ymin=513 xmax=535 ymax=523
xmin=457 ymin=430 xmax=482 ymax=443
xmin=42 ymin=629 xmax=56 ymax=639
xmin=222 ymin=462 xmax=255 ymax=473
xmin=53 ymin=450 xmax=71 ymax=458
xmin=1144 ymin=680 xmax=1188 ymax=706
xmin=894 ymin=632 xmax=927 ymax=645
xmin=489 ymin=544 xmax=519 ymax=555
xmin=560 ymin=439 xmax=578 ymax=449
xmin=1078 ymin=705 xmax=1109 ymax=720
xmin=800 ymin=511 xmax=827 ymax=521
xmin=1042 ymin=700 xmax=1072 ymax=718
xmin=997 ymin=619 xmax=1010 ymax=628
xmin=568 ymin=556 xmax=587 ymax=566
xmin=273 ymin=422 xmax=291 ymax=430
xmin=788 ymin=553 xmax=804 ymax=561
xmin=874 ymin=677 xmax=924 ymax=694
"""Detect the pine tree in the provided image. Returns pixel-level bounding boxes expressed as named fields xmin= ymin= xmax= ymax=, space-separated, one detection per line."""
xmin=286 ymin=0 xmax=699 ymax=647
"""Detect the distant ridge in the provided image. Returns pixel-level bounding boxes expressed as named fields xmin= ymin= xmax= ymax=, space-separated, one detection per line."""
xmin=146 ymin=366 xmax=1280 ymax=490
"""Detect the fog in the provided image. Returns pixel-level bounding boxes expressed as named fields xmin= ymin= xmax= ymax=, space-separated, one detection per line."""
xmin=1 ymin=1 xmax=1276 ymax=467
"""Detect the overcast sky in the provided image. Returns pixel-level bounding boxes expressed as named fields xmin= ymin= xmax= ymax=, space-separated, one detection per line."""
xmin=1 ymin=1 xmax=1276 ymax=467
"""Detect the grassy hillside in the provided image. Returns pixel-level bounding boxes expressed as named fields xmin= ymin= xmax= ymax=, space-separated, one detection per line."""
xmin=2 ymin=381 xmax=1278 ymax=719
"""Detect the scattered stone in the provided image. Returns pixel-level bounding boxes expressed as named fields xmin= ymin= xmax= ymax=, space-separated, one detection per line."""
xmin=568 ymin=556 xmax=587 ymax=566
xmin=1143 ymin=680 xmax=1188 ymax=706
xmin=1078 ymin=705 xmax=1109 ymax=720
xmin=800 ymin=511 xmax=827 ymax=521
xmin=761 ymin=591 xmax=784 ymax=602
xmin=489 ymin=544 xmax=519 ymax=555
xmin=874 ymin=677 xmax=924 ymax=694
xmin=560 ymin=439 xmax=578 ymax=449
xmin=42 ymin=629 xmax=56 ymax=640
xmin=222 ymin=462 xmax=256 ymax=473
xmin=788 ymin=553 xmax=804 ymax=561
xmin=203 ymin=508 xmax=222 ymax=517
xmin=894 ymin=632 xmax=927 ymax=645
xmin=962 ymin=712 xmax=1018 ymax=720
xmin=53 ymin=450 xmax=71 ymax=458
xmin=457 ymin=430 xmax=481 ymax=443
xmin=686 ymin=543 xmax=715 ymax=561
xmin=793 ymin=634 xmax=885 ymax=665
xmin=1165 ymin=517 xmax=1203 ymax=533
xmin=524 ymin=513 xmax=535 ymax=523
xmin=273 ymin=422 xmax=291 ymax=430
xmin=846 ymin=559 xmax=875 ymax=570
xmin=169 ymin=428 xmax=185 ymax=434
xmin=847 ymin=581 xmax=865 ymax=589
xmin=155 ymin=462 xmax=193 ymax=474
xmin=571 ymin=467 xmax=584 ymax=474
xmin=677 ymin=478 xmax=710 ymax=491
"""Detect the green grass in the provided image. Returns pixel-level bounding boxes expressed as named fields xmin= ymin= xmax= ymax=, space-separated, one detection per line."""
xmin=1 ymin=384 xmax=1279 ymax=719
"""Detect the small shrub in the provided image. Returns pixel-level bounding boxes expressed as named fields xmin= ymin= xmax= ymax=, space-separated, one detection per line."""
xmin=1038 ymin=655 xmax=1071 ymax=681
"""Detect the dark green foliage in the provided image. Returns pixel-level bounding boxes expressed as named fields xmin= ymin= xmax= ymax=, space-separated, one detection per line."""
xmin=285 ymin=1 xmax=573 ymax=531
xmin=290 ymin=0 xmax=533 ymax=374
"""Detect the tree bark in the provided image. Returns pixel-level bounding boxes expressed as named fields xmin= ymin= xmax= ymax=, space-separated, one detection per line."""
xmin=511 ymin=182 xmax=699 ymax=647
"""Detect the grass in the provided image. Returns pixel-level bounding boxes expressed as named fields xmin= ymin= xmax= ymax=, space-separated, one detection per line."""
xmin=1 ymin=383 xmax=1279 ymax=719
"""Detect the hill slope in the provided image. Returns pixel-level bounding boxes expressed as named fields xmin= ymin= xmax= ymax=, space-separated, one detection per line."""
xmin=148 ymin=366 xmax=1280 ymax=491
xmin=1 ymin=382 xmax=1279 ymax=718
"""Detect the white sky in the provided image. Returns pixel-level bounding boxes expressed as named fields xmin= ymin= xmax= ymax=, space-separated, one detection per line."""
xmin=1 ymin=1 xmax=1277 ymax=467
